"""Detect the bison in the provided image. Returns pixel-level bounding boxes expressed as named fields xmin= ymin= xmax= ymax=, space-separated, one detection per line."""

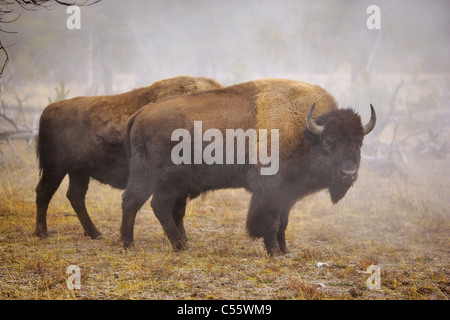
xmin=120 ymin=79 xmax=376 ymax=256
xmin=35 ymin=75 xmax=222 ymax=239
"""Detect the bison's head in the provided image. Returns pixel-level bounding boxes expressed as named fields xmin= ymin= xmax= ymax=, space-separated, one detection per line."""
xmin=304 ymin=103 xmax=376 ymax=203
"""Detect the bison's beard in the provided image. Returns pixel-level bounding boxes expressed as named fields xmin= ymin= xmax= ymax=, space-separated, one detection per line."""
xmin=329 ymin=180 xmax=352 ymax=204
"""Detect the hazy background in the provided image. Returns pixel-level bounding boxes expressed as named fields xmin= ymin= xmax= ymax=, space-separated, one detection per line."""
xmin=1 ymin=0 xmax=449 ymax=167
xmin=0 ymin=1 xmax=448 ymax=299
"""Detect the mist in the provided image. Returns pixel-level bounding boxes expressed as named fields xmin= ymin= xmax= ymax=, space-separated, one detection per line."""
xmin=0 ymin=0 xmax=448 ymax=300
xmin=2 ymin=0 xmax=448 ymax=173
xmin=1 ymin=2 xmax=448 ymax=195
xmin=2 ymin=1 xmax=449 ymax=88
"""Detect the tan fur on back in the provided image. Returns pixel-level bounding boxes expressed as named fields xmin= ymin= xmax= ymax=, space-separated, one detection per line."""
xmin=142 ymin=75 xmax=222 ymax=103
xmin=253 ymin=79 xmax=337 ymax=157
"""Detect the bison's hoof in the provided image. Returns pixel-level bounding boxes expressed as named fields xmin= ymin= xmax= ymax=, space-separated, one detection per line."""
xmin=86 ymin=229 xmax=102 ymax=240
xmin=91 ymin=233 xmax=103 ymax=240
xmin=33 ymin=229 xmax=48 ymax=239
xmin=268 ymin=250 xmax=284 ymax=259
xmin=173 ymin=241 xmax=190 ymax=252
xmin=120 ymin=238 xmax=134 ymax=249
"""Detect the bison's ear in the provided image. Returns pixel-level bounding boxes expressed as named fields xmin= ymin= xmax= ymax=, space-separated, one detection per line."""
xmin=306 ymin=103 xmax=324 ymax=135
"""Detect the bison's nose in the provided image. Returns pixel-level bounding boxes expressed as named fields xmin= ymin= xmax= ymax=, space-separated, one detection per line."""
xmin=338 ymin=169 xmax=358 ymax=182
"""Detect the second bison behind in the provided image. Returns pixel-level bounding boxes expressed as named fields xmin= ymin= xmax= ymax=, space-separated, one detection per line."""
xmin=35 ymin=76 xmax=221 ymax=239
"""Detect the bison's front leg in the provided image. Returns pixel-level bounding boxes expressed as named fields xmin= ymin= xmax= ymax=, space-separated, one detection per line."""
xmin=246 ymin=192 xmax=285 ymax=257
xmin=67 ymin=170 xmax=102 ymax=239
xmin=172 ymin=197 xmax=188 ymax=244
xmin=277 ymin=209 xmax=290 ymax=255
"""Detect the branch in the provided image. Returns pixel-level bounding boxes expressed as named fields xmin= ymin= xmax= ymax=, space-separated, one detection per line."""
xmin=55 ymin=0 xmax=102 ymax=6
xmin=0 ymin=39 xmax=9 ymax=79
xmin=11 ymin=0 xmax=101 ymax=10
xmin=0 ymin=109 xmax=18 ymax=131
xmin=370 ymin=79 xmax=404 ymax=138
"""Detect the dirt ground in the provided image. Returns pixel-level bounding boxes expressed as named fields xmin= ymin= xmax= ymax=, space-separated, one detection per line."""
xmin=0 ymin=141 xmax=448 ymax=300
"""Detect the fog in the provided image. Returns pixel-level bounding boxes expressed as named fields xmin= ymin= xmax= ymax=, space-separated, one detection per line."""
xmin=1 ymin=0 xmax=449 ymax=176
xmin=0 ymin=2 xmax=449 ymax=299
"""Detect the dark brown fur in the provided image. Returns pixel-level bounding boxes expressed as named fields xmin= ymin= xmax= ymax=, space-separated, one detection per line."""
xmin=35 ymin=76 xmax=221 ymax=238
xmin=120 ymin=79 xmax=374 ymax=256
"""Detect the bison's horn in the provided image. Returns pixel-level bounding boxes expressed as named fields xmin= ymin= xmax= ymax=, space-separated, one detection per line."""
xmin=306 ymin=103 xmax=324 ymax=135
xmin=363 ymin=104 xmax=376 ymax=135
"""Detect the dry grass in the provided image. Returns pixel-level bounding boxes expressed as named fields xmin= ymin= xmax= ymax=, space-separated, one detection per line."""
xmin=0 ymin=141 xmax=448 ymax=300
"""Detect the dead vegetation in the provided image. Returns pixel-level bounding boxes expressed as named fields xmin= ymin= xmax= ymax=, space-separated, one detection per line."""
xmin=0 ymin=141 xmax=448 ymax=300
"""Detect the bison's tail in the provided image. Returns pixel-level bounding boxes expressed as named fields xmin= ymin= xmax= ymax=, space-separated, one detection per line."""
xmin=125 ymin=109 xmax=143 ymax=161
xmin=36 ymin=136 xmax=42 ymax=175
xmin=36 ymin=117 xmax=45 ymax=176
xmin=35 ymin=106 xmax=56 ymax=176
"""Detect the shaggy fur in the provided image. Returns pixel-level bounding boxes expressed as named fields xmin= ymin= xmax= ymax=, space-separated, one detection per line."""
xmin=35 ymin=76 xmax=222 ymax=239
xmin=254 ymin=79 xmax=337 ymax=156
xmin=120 ymin=79 xmax=375 ymax=256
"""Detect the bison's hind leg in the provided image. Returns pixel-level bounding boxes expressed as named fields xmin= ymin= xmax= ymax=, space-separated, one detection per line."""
xmin=35 ymin=167 xmax=66 ymax=238
xmin=67 ymin=170 xmax=101 ymax=239
xmin=151 ymin=184 xmax=189 ymax=252
xmin=120 ymin=175 xmax=154 ymax=248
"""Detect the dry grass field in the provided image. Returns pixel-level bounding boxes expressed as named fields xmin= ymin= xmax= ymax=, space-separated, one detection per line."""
xmin=0 ymin=141 xmax=448 ymax=300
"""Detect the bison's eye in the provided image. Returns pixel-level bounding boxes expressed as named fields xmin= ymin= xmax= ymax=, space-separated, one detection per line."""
xmin=322 ymin=139 xmax=334 ymax=152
